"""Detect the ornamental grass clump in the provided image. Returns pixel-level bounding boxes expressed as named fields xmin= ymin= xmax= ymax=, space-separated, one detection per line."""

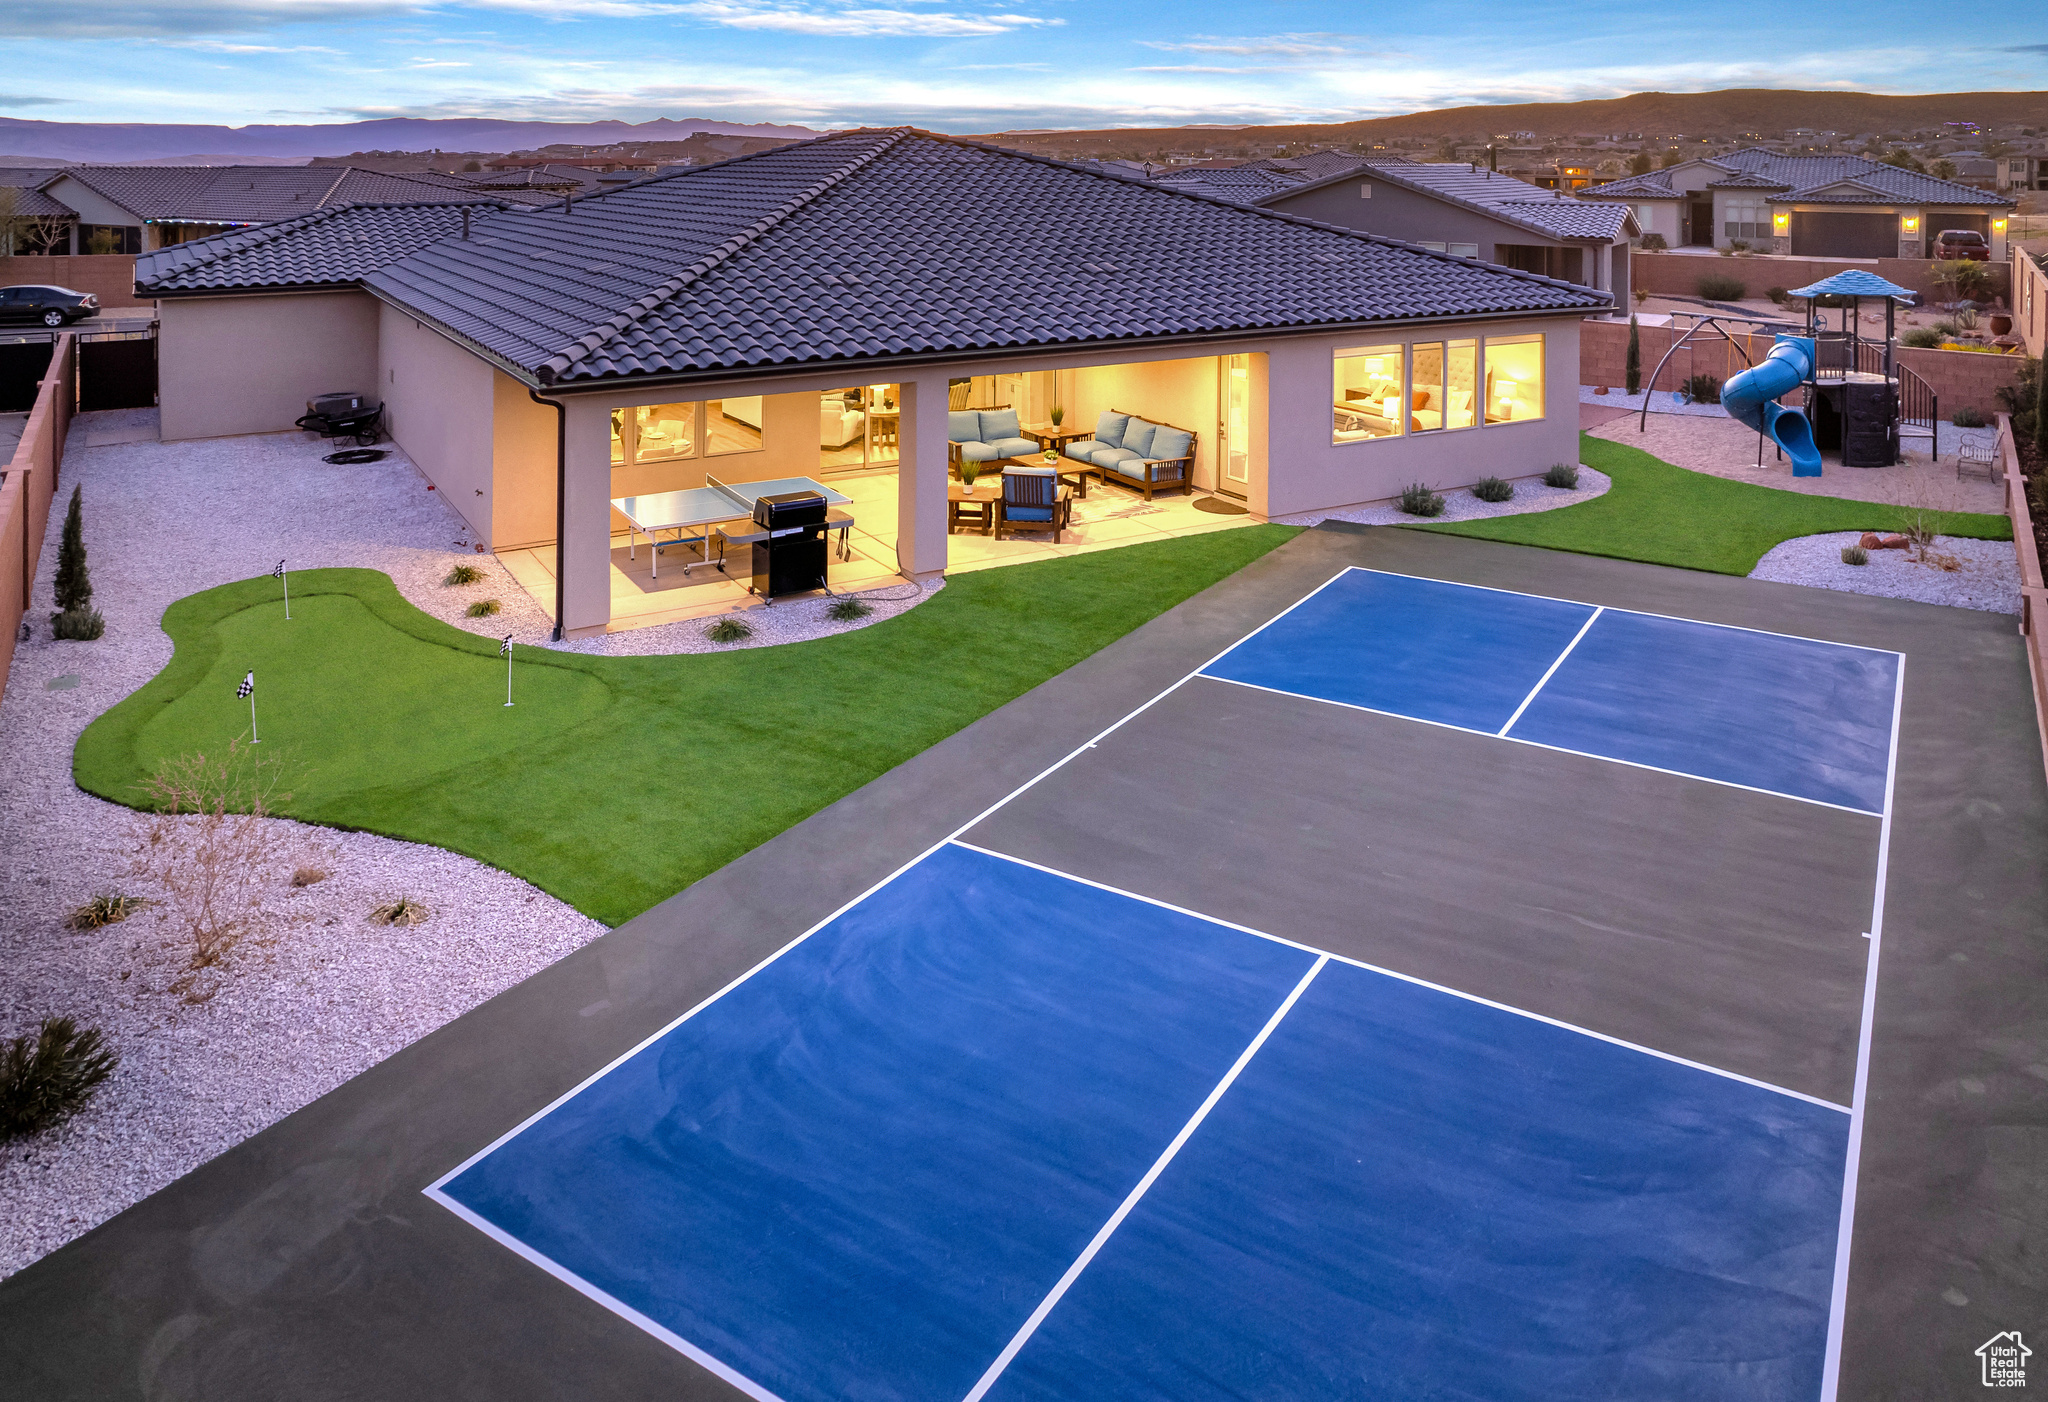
xmin=826 ymin=596 xmax=873 ymax=622
xmin=1472 ymin=476 xmax=1514 ymax=503
xmin=67 ymin=893 xmax=148 ymax=930
xmin=369 ymin=897 xmax=429 ymax=927
xmin=465 ymin=599 xmax=501 ymax=618
xmin=1542 ymin=462 xmax=1580 ymax=489
xmin=1396 ymin=483 xmax=1445 ymax=518
xmin=1 ymin=1017 xmax=118 ymax=1140
xmin=443 ymin=563 xmax=486 ymax=586
xmin=1840 ymin=544 xmax=1870 ymax=566
xmin=706 ymin=615 xmax=753 ymax=644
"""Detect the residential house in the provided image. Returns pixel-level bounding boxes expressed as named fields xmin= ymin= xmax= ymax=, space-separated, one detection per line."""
xmin=1164 ymin=157 xmax=1635 ymax=297
xmin=25 ymin=165 xmax=546 ymax=254
xmin=1579 ymin=147 xmax=2016 ymax=259
xmin=135 ymin=129 xmax=1604 ymax=638
xmin=0 ymin=170 xmax=78 ymax=254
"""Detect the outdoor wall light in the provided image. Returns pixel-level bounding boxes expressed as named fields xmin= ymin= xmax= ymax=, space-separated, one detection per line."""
xmin=1901 ymin=215 xmax=1919 ymax=233
xmin=1773 ymin=212 xmax=1789 ymax=232
xmin=1993 ymin=218 xmax=2007 ymax=234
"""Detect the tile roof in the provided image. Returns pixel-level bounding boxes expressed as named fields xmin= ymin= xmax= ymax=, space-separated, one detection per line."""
xmin=1489 ymin=198 xmax=1632 ymax=239
xmin=1 ymin=185 xmax=78 ymax=219
xmin=1248 ymin=159 xmax=1633 ymax=242
xmin=373 ymin=129 xmax=1605 ymax=386
xmin=1576 ymin=172 xmax=1681 ymax=198
xmin=1581 ymin=147 xmax=2012 ymax=207
xmin=134 ymin=202 xmax=511 ymax=293
xmin=467 ymin=165 xmax=606 ymax=193
xmin=44 ymin=165 xmax=529 ymax=225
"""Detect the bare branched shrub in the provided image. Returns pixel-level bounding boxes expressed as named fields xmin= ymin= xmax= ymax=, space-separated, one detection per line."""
xmin=128 ymin=740 xmax=300 ymax=1000
xmin=1878 ymin=474 xmax=1972 ymax=565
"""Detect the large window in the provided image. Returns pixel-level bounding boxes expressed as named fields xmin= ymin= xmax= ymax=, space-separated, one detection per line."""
xmin=1332 ymin=344 xmax=1406 ymax=443
xmin=1409 ymin=341 xmax=1477 ymax=432
xmin=1483 ymin=335 xmax=1544 ymax=424
xmin=706 ymin=397 xmax=763 ymax=455
xmin=1723 ymin=200 xmax=1769 ymax=242
xmin=611 ymin=402 xmax=701 ymax=466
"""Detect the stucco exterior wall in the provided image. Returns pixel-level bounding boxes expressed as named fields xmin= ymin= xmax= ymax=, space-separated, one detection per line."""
xmin=379 ymin=301 xmax=494 ymax=543
xmin=1263 ymin=318 xmax=1581 ymax=518
xmin=1265 ymin=181 xmax=1522 ymax=263
xmin=491 ymin=372 xmax=559 ymax=550
xmin=158 ymin=291 xmax=378 ymax=441
xmin=1065 ymin=356 xmax=1219 ymax=489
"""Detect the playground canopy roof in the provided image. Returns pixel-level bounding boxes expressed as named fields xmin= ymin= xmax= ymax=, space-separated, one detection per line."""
xmin=1788 ymin=270 xmax=1914 ymax=302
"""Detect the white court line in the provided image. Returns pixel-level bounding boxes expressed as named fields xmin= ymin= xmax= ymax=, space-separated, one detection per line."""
xmin=1198 ymin=673 xmax=1887 ymax=819
xmin=1336 ymin=565 xmax=1906 ymax=660
xmin=1498 ymin=606 xmax=1604 ymax=737
xmin=960 ymin=955 xmax=1331 ymax=1402
xmin=950 ymin=841 xmax=1852 ymax=1115
xmin=1819 ymin=655 xmax=1906 ymax=1402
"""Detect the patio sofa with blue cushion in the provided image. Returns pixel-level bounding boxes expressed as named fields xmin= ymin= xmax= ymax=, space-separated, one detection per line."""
xmin=1062 ymin=410 xmax=1197 ymax=501
xmin=948 ymin=406 xmax=1039 ymax=467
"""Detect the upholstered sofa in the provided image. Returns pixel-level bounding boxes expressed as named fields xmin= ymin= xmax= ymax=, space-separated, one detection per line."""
xmin=948 ymin=406 xmax=1039 ymax=465
xmin=1061 ymin=409 xmax=1197 ymax=501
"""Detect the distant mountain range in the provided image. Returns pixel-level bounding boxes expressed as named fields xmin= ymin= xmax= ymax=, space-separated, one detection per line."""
xmin=0 ymin=116 xmax=820 ymax=165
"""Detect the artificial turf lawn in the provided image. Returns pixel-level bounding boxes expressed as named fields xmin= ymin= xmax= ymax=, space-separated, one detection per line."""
xmin=1421 ymin=432 xmax=2012 ymax=574
xmin=76 ymin=527 xmax=1299 ymax=926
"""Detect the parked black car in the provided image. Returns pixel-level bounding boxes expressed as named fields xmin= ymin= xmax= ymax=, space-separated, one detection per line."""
xmin=0 ymin=285 xmax=99 ymax=327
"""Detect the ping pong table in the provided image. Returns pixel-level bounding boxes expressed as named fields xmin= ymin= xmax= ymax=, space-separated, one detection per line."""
xmin=612 ymin=474 xmax=855 ymax=579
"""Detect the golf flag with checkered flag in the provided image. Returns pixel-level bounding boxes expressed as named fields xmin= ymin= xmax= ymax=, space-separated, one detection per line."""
xmin=502 ymin=635 xmax=515 ymax=707
xmin=237 ymin=671 xmax=260 ymax=742
xmin=272 ymin=558 xmax=290 ymax=619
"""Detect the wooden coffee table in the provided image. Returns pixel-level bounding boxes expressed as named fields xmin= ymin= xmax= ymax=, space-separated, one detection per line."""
xmin=1002 ymin=454 xmax=1094 ymax=500
xmin=948 ymin=479 xmax=1000 ymax=534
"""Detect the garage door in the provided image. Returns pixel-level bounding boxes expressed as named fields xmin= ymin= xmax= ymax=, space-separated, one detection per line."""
xmin=1790 ymin=211 xmax=1895 ymax=259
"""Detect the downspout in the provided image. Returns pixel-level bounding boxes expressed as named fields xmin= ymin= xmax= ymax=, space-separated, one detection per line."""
xmin=528 ymin=386 xmax=567 ymax=641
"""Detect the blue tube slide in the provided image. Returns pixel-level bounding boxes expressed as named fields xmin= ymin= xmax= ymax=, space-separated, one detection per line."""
xmin=1721 ymin=335 xmax=1821 ymax=476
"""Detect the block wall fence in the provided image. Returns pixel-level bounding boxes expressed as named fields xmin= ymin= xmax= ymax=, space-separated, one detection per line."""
xmin=0 ymin=254 xmax=152 ymax=310
xmin=1630 ymin=251 xmax=2012 ymax=305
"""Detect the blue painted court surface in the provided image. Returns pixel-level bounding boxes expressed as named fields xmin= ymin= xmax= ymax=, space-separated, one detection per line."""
xmin=432 ymin=568 xmax=1891 ymax=1401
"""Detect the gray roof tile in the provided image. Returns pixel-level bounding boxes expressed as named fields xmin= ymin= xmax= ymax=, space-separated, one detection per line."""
xmin=135 ymin=202 xmax=510 ymax=293
xmin=48 ymin=165 xmax=528 ymax=225
xmin=1583 ymin=147 xmax=2011 ymax=207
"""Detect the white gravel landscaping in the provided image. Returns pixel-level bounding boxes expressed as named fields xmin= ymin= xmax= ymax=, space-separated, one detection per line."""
xmin=1748 ymin=532 xmax=2021 ymax=615
xmin=1276 ymin=465 xmax=1611 ymax=528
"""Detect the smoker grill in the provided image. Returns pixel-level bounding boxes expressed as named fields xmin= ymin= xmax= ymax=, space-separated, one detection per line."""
xmin=294 ymin=391 xmax=384 ymax=445
xmin=747 ymin=490 xmax=829 ymax=601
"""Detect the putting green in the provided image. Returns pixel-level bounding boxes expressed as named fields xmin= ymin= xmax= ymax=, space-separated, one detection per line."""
xmin=79 ymin=533 xmax=1299 ymax=925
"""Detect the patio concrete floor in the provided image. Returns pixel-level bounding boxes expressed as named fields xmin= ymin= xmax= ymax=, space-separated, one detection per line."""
xmin=500 ymin=468 xmax=1259 ymax=632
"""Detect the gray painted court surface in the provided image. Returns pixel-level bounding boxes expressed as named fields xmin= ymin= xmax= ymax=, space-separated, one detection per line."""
xmin=2 ymin=526 xmax=2043 ymax=1400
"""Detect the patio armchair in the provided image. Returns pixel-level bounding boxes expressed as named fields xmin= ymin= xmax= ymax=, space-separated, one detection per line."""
xmin=1060 ymin=409 xmax=1197 ymax=501
xmin=995 ymin=464 xmax=1072 ymax=543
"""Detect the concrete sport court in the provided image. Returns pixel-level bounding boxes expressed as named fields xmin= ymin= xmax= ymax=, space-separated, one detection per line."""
xmin=2 ymin=527 xmax=2042 ymax=1401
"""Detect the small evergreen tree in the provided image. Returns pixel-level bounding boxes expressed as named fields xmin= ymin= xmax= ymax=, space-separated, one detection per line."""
xmin=54 ymin=484 xmax=91 ymax=613
xmin=1625 ymin=315 xmax=1642 ymax=396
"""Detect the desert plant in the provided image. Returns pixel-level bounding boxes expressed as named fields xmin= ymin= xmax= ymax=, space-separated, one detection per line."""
xmin=1840 ymin=545 xmax=1870 ymax=566
xmin=1933 ymin=259 xmax=1995 ymax=304
xmin=66 ymin=893 xmax=148 ymax=930
xmin=1633 ymin=286 xmax=1649 ymax=308
xmin=0 ymin=1017 xmax=117 ymax=1140
xmin=826 ymin=596 xmax=873 ymax=622
xmin=1697 ymin=272 xmax=1746 ymax=302
xmin=1728 ymin=239 xmax=1750 ymax=253
xmin=1680 ymin=372 xmax=1722 ymax=404
xmin=1952 ymin=306 xmax=1979 ymax=331
xmin=128 ymin=739 xmax=300 ymax=999
xmin=1953 ymin=407 xmax=1987 ymax=428
xmin=369 ymin=897 xmax=429 ymax=927
xmin=465 ymin=598 xmax=501 ymax=618
xmin=1766 ymin=287 xmax=1791 ymax=306
xmin=53 ymin=485 xmax=92 ymax=615
xmin=1639 ymin=232 xmax=1668 ymax=250
xmin=706 ymin=615 xmax=753 ymax=644
xmin=52 ymin=607 xmax=105 ymax=641
xmin=1542 ymin=462 xmax=1580 ymax=489
xmin=1930 ymin=318 xmax=1959 ymax=337
xmin=443 ymin=563 xmax=486 ymax=586
xmin=1900 ymin=327 xmax=1941 ymax=349
xmin=1471 ymin=476 xmax=1514 ymax=503
xmin=1994 ymin=356 xmax=2041 ymax=419
xmin=1396 ymin=483 xmax=1445 ymax=517
xmin=290 ymin=866 xmax=327 ymax=887
xmin=1625 ymin=314 xmax=1641 ymax=395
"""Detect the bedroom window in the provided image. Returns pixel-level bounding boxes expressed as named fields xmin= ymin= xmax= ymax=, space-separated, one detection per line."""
xmin=1410 ymin=341 xmax=1477 ymax=433
xmin=1332 ymin=344 xmax=1406 ymax=443
xmin=1482 ymin=335 xmax=1544 ymax=425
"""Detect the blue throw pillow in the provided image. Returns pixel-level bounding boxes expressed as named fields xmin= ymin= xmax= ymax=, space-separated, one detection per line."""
xmin=981 ymin=407 xmax=1020 ymax=440
xmin=1095 ymin=410 xmax=1129 ymax=448
xmin=948 ymin=410 xmax=982 ymax=443
xmin=1148 ymin=426 xmax=1193 ymax=462
xmin=1121 ymin=419 xmax=1159 ymax=458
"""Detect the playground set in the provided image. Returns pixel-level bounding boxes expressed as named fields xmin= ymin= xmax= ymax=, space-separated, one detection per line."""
xmin=1637 ymin=270 xmax=1937 ymax=476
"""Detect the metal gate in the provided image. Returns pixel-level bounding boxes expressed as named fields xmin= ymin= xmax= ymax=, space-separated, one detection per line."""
xmin=77 ymin=329 xmax=157 ymax=412
xmin=0 ymin=334 xmax=55 ymax=413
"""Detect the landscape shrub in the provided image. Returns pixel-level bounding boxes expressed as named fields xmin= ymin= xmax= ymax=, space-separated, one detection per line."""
xmin=369 ymin=897 xmax=429 ymax=927
xmin=1953 ymin=407 xmax=1987 ymax=428
xmin=443 ymin=563 xmax=485 ymax=586
xmin=291 ymin=867 xmax=327 ymax=887
xmin=1681 ymin=372 xmax=1723 ymax=404
xmin=464 ymin=599 xmax=501 ymax=618
xmin=1765 ymin=287 xmax=1791 ymax=306
xmin=1 ymin=1017 xmax=117 ymax=1140
xmin=1471 ymin=476 xmax=1514 ymax=503
xmin=1697 ymin=272 xmax=1747 ymax=302
xmin=826 ymin=596 xmax=873 ymax=622
xmin=1625 ymin=315 xmax=1641 ymax=395
xmin=1727 ymin=239 xmax=1750 ymax=253
xmin=66 ymin=893 xmax=147 ymax=930
xmin=1542 ymin=462 xmax=1580 ymax=489
xmin=1900 ymin=327 xmax=1941 ymax=349
xmin=52 ymin=608 xmax=106 ymax=641
xmin=706 ymin=616 xmax=753 ymax=643
xmin=51 ymin=486 xmax=102 ymax=641
xmin=1638 ymin=232 xmax=1668 ymax=251
xmin=1396 ymin=483 xmax=1446 ymax=518
xmin=1840 ymin=545 xmax=1870 ymax=566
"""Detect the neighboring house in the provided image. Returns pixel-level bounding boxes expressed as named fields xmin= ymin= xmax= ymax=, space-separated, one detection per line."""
xmin=0 ymin=175 xmax=80 ymax=254
xmin=1579 ymin=148 xmax=2016 ymax=259
xmin=1166 ymin=157 xmax=1635 ymax=296
xmin=465 ymin=165 xmax=610 ymax=195
xmin=136 ymin=128 xmax=1604 ymax=638
xmin=26 ymin=165 xmax=548 ymax=254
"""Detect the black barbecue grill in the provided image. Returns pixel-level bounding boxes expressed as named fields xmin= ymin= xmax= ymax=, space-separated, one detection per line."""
xmin=743 ymin=490 xmax=829 ymax=601
xmin=294 ymin=391 xmax=385 ymax=446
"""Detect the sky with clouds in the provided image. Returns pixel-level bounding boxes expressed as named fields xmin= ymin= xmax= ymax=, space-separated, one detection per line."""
xmin=2 ymin=0 xmax=2044 ymax=133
